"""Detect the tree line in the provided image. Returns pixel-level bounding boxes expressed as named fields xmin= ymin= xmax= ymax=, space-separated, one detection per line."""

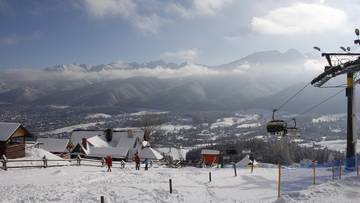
xmin=186 ymin=138 xmax=343 ymax=165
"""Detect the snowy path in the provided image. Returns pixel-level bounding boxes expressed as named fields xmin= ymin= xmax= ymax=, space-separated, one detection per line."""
xmin=0 ymin=165 xmax=279 ymax=203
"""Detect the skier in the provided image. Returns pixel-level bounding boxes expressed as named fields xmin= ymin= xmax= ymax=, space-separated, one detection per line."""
xmin=105 ymin=155 xmax=112 ymax=172
xmin=134 ymin=153 xmax=140 ymax=170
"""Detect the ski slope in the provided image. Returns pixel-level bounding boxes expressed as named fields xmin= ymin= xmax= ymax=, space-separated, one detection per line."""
xmin=1 ymin=149 xmax=360 ymax=203
xmin=0 ymin=165 xmax=280 ymax=202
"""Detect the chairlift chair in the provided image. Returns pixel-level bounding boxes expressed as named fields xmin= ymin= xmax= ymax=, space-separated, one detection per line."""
xmin=266 ymin=109 xmax=287 ymax=135
xmin=286 ymin=118 xmax=299 ymax=137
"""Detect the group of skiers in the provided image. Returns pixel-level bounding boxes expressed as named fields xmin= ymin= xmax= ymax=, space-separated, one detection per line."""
xmin=104 ymin=153 xmax=152 ymax=172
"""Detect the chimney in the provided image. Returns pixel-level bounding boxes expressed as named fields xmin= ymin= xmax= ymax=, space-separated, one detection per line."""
xmin=82 ymin=138 xmax=87 ymax=150
xmin=105 ymin=128 xmax=113 ymax=142
xmin=128 ymin=129 xmax=133 ymax=138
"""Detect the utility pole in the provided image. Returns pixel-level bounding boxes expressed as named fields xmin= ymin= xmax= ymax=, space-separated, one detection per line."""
xmin=346 ymin=72 xmax=357 ymax=170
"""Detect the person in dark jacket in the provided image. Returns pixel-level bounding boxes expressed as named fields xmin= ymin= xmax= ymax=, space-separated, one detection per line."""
xmin=134 ymin=153 xmax=140 ymax=170
xmin=105 ymin=155 xmax=112 ymax=172
xmin=144 ymin=158 xmax=149 ymax=171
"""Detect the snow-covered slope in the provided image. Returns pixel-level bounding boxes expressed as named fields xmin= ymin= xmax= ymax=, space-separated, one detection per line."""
xmin=278 ymin=176 xmax=360 ymax=203
xmin=2 ymin=163 xmax=359 ymax=202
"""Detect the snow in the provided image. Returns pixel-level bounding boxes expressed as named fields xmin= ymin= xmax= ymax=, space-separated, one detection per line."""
xmin=137 ymin=147 xmax=163 ymax=160
xmin=156 ymin=147 xmax=189 ymax=161
xmin=278 ymin=176 xmax=360 ymax=203
xmin=85 ymin=113 xmax=112 ymax=119
xmin=2 ymin=159 xmax=360 ymax=202
xmin=0 ymin=122 xmax=20 ymax=141
xmin=312 ymin=114 xmax=345 ymax=123
xmin=160 ymin=124 xmax=193 ymax=133
xmin=0 ymin=165 xmax=280 ymax=202
xmin=211 ymin=114 xmax=259 ymax=129
xmin=330 ymin=129 xmax=342 ymax=133
xmin=41 ymin=122 xmax=105 ymax=135
xmin=301 ymin=139 xmax=360 ymax=152
xmin=237 ymin=122 xmax=261 ymax=128
xmin=6 ymin=146 xmax=67 ymax=168
xmin=129 ymin=111 xmax=169 ymax=116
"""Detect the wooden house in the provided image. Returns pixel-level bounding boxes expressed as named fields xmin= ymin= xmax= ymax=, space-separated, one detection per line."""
xmin=70 ymin=129 xmax=163 ymax=161
xmin=201 ymin=149 xmax=220 ymax=166
xmin=37 ymin=138 xmax=73 ymax=159
xmin=0 ymin=122 xmax=31 ymax=159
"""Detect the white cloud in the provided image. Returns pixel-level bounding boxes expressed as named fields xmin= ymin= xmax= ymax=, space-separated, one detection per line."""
xmin=132 ymin=14 xmax=165 ymax=34
xmin=83 ymin=0 xmax=136 ymax=18
xmin=193 ymin=0 xmax=233 ymax=15
xmin=166 ymin=0 xmax=233 ymax=18
xmin=0 ymin=64 xmax=221 ymax=81
xmin=251 ymin=3 xmax=348 ymax=35
xmin=161 ymin=49 xmax=199 ymax=62
xmin=304 ymin=59 xmax=326 ymax=73
xmin=82 ymin=0 xmax=164 ymax=34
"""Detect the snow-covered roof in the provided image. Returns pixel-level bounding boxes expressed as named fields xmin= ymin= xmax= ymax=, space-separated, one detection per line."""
xmin=115 ymin=131 xmax=143 ymax=148
xmin=0 ymin=122 xmax=22 ymax=141
xmin=137 ymin=147 xmax=163 ymax=160
xmin=71 ymin=130 xmax=103 ymax=145
xmin=88 ymin=146 xmax=130 ymax=158
xmin=37 ymin=138 xmax=70 ymax=153
xmin=201 ymin=149 xmax=220 ymax=155
xmin=87 ymin=136 xmax=111 ymax=147
xmin=71 ymin=129 xmax=145 ymax=159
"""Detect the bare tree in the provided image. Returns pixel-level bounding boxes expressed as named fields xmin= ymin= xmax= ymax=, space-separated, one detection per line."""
xmin=139 ymin=113 xmax=163 ymax=141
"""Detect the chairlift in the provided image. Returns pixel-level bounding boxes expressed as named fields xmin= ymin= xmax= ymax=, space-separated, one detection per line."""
xmin=286 ymin=118 xmax=299 ymax=137
xmin=266 ymin=109 xmax=287 ymax=135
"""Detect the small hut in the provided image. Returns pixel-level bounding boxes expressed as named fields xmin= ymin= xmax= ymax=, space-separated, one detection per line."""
xmin=0 ymin=122 xmax=31 ymax=159
xmin=201 ymin=149 xmax=220 ymax=166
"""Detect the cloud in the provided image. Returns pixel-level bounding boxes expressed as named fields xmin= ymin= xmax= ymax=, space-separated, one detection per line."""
xmin=0 ymin=64 xmax=221 ymax=81
xmin=193 ymin=0 xmax=233 ymax=15
xmin=166 ymin=0 xmax=233 ymax=18
xmin=83 ymin=0 xmax=136 ymax=18
xmin=251 ymin=3 xmax=348 ymax=35
xmin=82 ymin=0 xmax=164 ymax=34
xmin=132 ymin=14 xmax=165 ymax=34
xmin=161 ymin=49 xmax=199 ymax=62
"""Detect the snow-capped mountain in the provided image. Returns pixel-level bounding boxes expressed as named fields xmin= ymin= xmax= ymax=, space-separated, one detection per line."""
xmin=0 ymin=49 xmax=332 ymax=112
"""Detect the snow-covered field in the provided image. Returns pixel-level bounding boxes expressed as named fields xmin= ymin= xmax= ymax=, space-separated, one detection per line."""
xmin=210 ymin=114 xmax=259 ymax=129
xmin=129 ymin=111 xmax=169 ymax=116
xmin=160 ymin=124 xmax=193 ymax=133
xmin=2 ymin=148 xmax=360 ymax=202
xmin=278 ymin=176 xmax=360 ymax=203
xmin=0 ymin=165 xmax=280 ymax=203
xmin=2 ymin=164 xmax=360 ymax=202
xmin=312 ymin=114 xmax=346 ymax=123
xmin=40 ymin=122 xmax=105 ymax=135
xmin=301 ymin=139 xmax=360 ymax=152
xmin=85 ymin=113 xmax=112 ymax=119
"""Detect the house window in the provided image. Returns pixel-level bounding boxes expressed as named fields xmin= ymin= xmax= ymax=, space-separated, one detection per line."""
xmin=8 ymin=136 xmax=24 ymax=144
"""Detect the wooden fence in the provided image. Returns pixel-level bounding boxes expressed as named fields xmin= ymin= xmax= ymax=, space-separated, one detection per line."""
xmin=0 ymin=155 xmax=125 ymax=171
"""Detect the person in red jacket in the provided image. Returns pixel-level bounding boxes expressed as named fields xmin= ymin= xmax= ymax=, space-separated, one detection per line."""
xmin=105 ymin=155 xmax=112 ymax=172
xmin=134 ymin=153 xmax=140 ymax=170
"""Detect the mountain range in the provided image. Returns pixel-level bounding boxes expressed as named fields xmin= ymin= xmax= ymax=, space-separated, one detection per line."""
xmin=0 ymin=49 xmax=347 ymax=113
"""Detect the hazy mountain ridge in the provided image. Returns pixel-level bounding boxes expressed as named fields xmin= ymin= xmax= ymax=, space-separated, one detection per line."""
xmin=0 ymin=49 xmax=329 ymax=112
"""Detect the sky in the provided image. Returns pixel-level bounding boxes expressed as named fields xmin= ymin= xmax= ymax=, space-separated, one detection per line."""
xmin=0 ymin=0 xmax=360 ymax=68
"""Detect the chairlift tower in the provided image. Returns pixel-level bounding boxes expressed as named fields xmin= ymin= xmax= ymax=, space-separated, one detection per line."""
xmin=311 ymin=29 xmax=360 ymax=170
